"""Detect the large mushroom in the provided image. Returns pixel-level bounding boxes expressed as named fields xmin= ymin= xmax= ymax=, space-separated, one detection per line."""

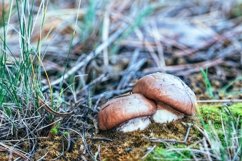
xmin=133 ymin=72 xmax=197 ymax=124
xmin=98 ymin=94 xmax=156 ymax=132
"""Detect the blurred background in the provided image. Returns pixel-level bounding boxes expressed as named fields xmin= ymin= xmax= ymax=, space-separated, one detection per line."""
xmin=1 ymin=0 xmax=242 ymax=102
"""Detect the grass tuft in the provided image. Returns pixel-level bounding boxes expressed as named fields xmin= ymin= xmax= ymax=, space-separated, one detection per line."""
xmin=200 ymin=68 xmax=214 ymax=98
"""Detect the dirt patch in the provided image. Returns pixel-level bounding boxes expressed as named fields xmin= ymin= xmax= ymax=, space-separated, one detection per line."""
xmin=93 ymin=117 xmax=199 ymax=160
xmin=30 ymin=117 xmax=199 ymax=160
xmin=33 ymin=136 xmax=83 ymax=160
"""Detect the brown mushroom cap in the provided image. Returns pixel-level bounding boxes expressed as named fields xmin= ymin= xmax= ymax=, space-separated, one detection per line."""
xmin=132 ymin=72 xmax=197 ymax=115
xmin=98 ymin=94 xmax=156 ymax=130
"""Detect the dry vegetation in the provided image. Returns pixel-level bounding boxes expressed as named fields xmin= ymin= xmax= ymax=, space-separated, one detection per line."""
xmin=0 ymin=0 xmax=241 ymax=160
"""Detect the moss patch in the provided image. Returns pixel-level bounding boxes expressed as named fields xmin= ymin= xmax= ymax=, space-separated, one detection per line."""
xmin=146 ymin=103 xmax=242 ymax=161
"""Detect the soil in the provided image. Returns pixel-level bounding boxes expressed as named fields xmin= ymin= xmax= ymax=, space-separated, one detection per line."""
xmin=92 ymin=118 xmax=198 ymax=161
xmin=30 ymin=117 xmax=199 ymax=161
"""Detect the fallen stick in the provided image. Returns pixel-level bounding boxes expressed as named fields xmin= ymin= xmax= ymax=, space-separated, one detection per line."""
xmin=197 ymin=99 xmax=242 ymax=103
xmin=0 ymin=143 xmax=30 ymax=161
xmin=42 ymin=24 xmax=128 ymax=91
xmin=143 ymin=58 xmax=223 ymax=75
xmin=38 ymin=97 xmax=73 ymax=117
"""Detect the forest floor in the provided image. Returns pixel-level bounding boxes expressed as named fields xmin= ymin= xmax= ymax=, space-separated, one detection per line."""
xmin=0 ymin=0 xmax=241 ymax=160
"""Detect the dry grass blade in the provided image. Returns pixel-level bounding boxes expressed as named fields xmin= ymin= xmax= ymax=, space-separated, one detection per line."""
xmin=0 ymin=143 xmax=30 ymax=160
xmin=38 ymin=97 xmax=73 ymax=117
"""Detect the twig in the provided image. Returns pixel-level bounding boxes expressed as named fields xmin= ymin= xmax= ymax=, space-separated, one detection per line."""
xmin=143 ymin=58 xmax=223 ymax=76
xmin=91 ymin=137 xmax=112 ymax=142
xmin=148 ymin=137 xmax=184 ymax=144
xmin=102 ymin=10 xmax=110 ymax=66
xmin=95 ymin=145 xmax=101 ymax=161
xmin=174 ymin=25 xmax=242 ymax=57
xmin=42 ymin=24 xmax=128 ymax=91
xmin=117 ymin=49 xmax=140 ymax=89
xmin=183 ymin=123 xmax=192 ymax=143
xmin=197 ymin=99 xmax=242 ymax=103
xmin=202 ymin=137 xmax=213 ymax=161
xmin=0 ymin=143 xmax=30 ymax=160
xmin=79 ymin=73 xmax=108 ymax=93
xmin=36 ymin=152 xmax=48 ymax=161
xmin=193 ymin=125 xmax=212 ymax=147
xmin=117 ymin=53 xmax=146 ymax=89
xmin=147 ymin=123 xmax=193 ymax=144
xmin=38 ymin=97 xmax=73 ymax=117
xmin=141 ymin=145 xmax=156 ymax=159
xmin=65 ymin=128 xmax=95 ymax=160
xmin=1 ymin=137 xmax=48 ymax=142
xmin=36 ymin=118 xmax=62 ymax=132
xmin=77 ymin=88 xmax=131 ymax=104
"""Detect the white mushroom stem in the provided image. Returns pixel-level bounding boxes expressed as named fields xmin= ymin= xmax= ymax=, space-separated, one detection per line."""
xmin=152 ymin=103 xmax=184 ymax=124
xmin=117 ymin=117 xmax=151 ymax=133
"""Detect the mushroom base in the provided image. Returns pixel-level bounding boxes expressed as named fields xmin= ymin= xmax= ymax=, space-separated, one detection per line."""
xmin=117 ymin=117 xmax=151 ymax=133
xmin=152 ymin=109 xmax=184 ymax=124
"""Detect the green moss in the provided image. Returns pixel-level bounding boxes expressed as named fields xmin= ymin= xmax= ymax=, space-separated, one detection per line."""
xmin=50 ymin=127 xmax=58 ymax=135
xmin=198 ymin=104 xmax=225 ymax=123
xmin=198 ymin=103 xmax=242 ymax=126
xmin=146 ymin=103 xmax=242 ymax=161
xmin=62 ymin=131 xmax=69 ymax=137
xmin=229 ymin=103 xmax=242 ymax=116
xmin=146 ymin=147 xmax=192 ymax=161
xmin=50 ymin=123 xmax=60 ymax=135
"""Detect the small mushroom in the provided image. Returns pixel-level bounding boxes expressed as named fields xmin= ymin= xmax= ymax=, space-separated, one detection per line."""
xmin=133 ymin=72 xmax=197 ymax=124
xmin=98 ymin=94 xmax=156 ymax=132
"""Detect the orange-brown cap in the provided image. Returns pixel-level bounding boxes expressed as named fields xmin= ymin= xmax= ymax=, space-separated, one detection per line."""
xmin=98 ymin=94 xmax=156 ymax=130
xmin=132 ymin=72 xmax=197 ymax=115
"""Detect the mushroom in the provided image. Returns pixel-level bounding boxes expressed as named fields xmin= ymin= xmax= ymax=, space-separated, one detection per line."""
xmin=132 ymin=72 xmax=197 ymax=124
xmin=98 ymin=94 xmax=156 ymax=132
